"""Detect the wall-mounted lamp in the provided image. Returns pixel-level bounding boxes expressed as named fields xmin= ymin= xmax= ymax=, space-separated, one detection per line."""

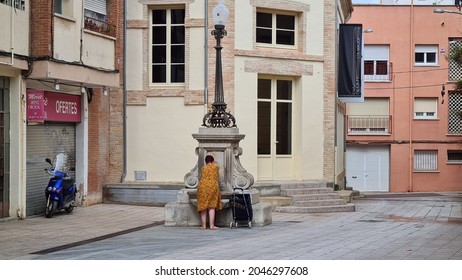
xmin=363 ymin=28 xmax=373 ymax=33
xmin=81 ymin=86 xmax=86 ymax=94
xmin=54 ymin=82 xmax=60 ymax=91
xmin=103 ymin=87 xmax=108 ymax=96
xmin=441 ymin=84 xmax=446 ymax=104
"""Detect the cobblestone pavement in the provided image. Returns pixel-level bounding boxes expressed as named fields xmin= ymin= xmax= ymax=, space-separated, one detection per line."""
xmin=1 ymin=192 xmax=461 ymax=260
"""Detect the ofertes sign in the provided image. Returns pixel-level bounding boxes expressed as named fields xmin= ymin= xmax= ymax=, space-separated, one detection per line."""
xmin=27 ymin=90 xmax=81 ymax=123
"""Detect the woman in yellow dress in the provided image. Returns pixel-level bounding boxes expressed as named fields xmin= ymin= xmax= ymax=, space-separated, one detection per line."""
xmin=197 ymin=155 xmax=222 ymax=230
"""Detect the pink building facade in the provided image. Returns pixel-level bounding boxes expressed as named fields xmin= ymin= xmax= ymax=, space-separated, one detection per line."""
xmin=347 ymin=4 xmax=462 ymax=193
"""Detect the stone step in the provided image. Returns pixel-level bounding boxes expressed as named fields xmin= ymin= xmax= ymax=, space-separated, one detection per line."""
xmin=290 ymin=193 xmax=341 ymax=201
xmin=275 ymin=204 xmax=355 ymax=213
xmin=260 ymin=196 xmax=293 ymax=211
xmin=282 ymin=188 xmax=333 ymax=196
xmin=280 ymin=181 xmax=328 ymax=190
xmin=292 ymin=199 xmax=347 ymax=207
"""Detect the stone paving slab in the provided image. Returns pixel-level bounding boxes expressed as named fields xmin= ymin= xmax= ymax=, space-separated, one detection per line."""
xmin=0 ymin=192 xmax=461 ymax=260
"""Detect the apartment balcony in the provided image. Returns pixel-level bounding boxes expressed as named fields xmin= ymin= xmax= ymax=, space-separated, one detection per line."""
xmin=364 ymin=62 xmax=392 ymax=82
xmin=84 ymin=16 xmax=116 ymax=38
xmin=347 ymin=115 xmax=392 ymax=135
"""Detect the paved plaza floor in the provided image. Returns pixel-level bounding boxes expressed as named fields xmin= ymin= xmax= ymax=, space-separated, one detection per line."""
xmin=0 ymin=192 xmax=461 ymax=260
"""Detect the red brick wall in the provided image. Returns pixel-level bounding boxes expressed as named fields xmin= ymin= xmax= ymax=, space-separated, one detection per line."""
xmin=86 ymin=89 xmax=110 ymax=205
xmin=30 ymin=0 xmax=53 ymax=57
xmin=88 ymin=0 xmax=124 ymax=203
xmin=108 ymin=0 xmax=125 ymax=183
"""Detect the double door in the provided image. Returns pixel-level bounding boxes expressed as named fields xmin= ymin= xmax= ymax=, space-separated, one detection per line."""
xmin=257 ymin=78 xmax=294 ymax=180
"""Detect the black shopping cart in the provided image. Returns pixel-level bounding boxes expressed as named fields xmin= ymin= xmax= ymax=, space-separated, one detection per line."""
xmin=229 ymin=187 xmax=253 ymax=228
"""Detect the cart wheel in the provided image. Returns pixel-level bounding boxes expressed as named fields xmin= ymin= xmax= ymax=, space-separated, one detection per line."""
xmin=229 ymin=221 xmax=234 ymax=228
xmin=235 ymin=221 xmax=239 ymax=227
xmin=248 ymin=221 xmax=252 ymax=229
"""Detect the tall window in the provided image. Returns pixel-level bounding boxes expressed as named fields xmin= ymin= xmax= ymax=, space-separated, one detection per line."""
xmin=364 ymin=45 xmax=390 ymax=81
xmin=414 ymin=98 xmax=437 ymax=119
xmin=414 ymin=150 xmax=438 ymax=172
xmin=415 ymin=45 xmax=438 ymax=66
xmin=151 ymin=8 xmax=185 ymax=84
xmin=256 ymin=11 xmax=296 ymax=47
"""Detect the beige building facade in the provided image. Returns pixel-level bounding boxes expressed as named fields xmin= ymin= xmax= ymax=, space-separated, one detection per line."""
xmin=123 ymin=0 xmax=353 ymax=187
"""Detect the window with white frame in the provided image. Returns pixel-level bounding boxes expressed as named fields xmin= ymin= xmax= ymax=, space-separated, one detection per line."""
xmin=151 ymin=8 xmax=185 ymax=84
xmin=415 ymin=45 xmax=438 ymax=66
xmin=256 ymin=11 xmax=296 ymax=47
xmin=54 ymin=0 xmax=73 ymax=17
xmin=364 ymin=45 xmax=390 ymax=81
xmin=414 ymin=150 xmax=438 ymax=171
xmin=448 ymin=150 xmax=462 ymax=164
xmin=414 ymin=98 xmax=437 ymax=119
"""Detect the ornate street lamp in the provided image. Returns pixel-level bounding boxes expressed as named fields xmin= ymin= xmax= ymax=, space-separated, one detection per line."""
xmin=202 ymin=0 xmax=236 ymax=128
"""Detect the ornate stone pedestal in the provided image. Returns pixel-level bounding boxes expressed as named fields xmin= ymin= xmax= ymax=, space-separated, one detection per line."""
xmin=164 ymin=127 xmax=272 ymax=227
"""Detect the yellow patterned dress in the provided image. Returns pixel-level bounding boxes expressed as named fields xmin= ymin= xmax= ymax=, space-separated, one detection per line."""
xmin=197 ymin=163 xmax=222 ymax=212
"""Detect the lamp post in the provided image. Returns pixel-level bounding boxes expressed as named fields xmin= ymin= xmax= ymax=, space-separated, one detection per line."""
xmin=433 ymin=8 xmax=462 ymax=15
xmin=202 ymin=0 xmax=236 ymax=128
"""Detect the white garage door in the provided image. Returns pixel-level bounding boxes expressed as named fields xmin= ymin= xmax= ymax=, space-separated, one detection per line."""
xmin=346 ymin=146 xmax=389 ymax=192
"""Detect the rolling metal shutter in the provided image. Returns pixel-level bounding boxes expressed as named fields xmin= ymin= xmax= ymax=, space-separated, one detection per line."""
xmin=26 ymin=123 xmax=76 ymax=216
xmin=84 ymin=0 xmax=107 ymax=15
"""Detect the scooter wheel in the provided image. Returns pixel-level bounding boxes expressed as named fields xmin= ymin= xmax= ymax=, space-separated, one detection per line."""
xmin=65 ymin=205 xmax=74 ymax=214
xmin=45 ymin=200 xmax=58 ymax=218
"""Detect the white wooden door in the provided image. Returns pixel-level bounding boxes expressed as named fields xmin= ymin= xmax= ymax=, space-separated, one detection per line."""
xmin=346 ymin=146 xmax=389 ymax=191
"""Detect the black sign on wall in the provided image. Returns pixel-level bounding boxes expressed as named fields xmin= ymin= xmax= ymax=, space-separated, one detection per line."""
xmin=338 ymin=24 xmax=364 ymax=103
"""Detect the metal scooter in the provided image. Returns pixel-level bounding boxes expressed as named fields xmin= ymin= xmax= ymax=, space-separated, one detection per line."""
xmin=44 ymin=153 xmax=76 ymax=218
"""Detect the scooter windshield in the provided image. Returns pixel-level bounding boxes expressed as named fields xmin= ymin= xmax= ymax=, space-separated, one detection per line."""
xmin=54 ymin=153 xmax=69 ymax=173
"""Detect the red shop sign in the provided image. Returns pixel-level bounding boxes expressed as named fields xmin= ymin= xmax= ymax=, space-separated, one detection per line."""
xmin=26 ymin=90 xmax=81 ymax=123
xmin=44 ymin=92 xmax=81 ymax=123
xmin=26 ymin=89 xmax=45 ymax=123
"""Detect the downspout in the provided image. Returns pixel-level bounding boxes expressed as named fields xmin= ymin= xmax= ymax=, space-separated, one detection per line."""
xmin=80 ymin=1 xmax=84 ymax=63
xmin=120 ymin=0 xmax=128 ymax=182
xmin=204 ymin=0 xmax=209 ymax=113
xmin=10 ymin=4 xmax=14 ymax=65
xmin=408 ymin=1 xmax=414 ymax=192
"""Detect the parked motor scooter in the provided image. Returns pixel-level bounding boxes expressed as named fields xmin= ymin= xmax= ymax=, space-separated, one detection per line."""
xmin=44 ymin=153 xmax=76 ymax=218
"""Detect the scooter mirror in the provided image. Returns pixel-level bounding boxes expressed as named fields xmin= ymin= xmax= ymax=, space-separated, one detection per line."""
xmin=46 ymin=158 xmax=52 ymax=165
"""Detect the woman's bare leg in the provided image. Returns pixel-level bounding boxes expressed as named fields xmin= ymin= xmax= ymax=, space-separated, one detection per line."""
xmin=209 ymin=208 xmax=219 ymax=229
xmin=200 ymin=210 xmax=207 ymax=229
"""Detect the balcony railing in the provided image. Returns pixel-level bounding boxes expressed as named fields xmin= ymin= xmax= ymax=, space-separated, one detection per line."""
xmin=364 ymin=61 xmax=392 ymax=82
xmin=84 ymin=16 xmax=116 ymax=37
xmin=347 ymin=115 xmax=392 ymax=135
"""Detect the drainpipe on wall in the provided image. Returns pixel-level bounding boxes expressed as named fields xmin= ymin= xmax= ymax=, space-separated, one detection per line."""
xmin=408 ymin=1 xmax=414 ymax=192
xmin=120 ymin=0 xmax=128 ymax=183
xmin=204 ymin=0 xmax=209 ymax=113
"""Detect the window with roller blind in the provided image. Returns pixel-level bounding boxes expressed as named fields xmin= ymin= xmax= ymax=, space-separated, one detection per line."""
xmin=414 ymin=98 xmax=437 ymax=120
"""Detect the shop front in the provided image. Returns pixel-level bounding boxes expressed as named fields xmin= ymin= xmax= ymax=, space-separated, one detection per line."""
xmin=25 ymin=90 xmax=81 ymax=216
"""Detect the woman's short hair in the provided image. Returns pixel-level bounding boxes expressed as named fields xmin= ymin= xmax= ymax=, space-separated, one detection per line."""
xmin=205 ymin=155 xmax=214 ymax=164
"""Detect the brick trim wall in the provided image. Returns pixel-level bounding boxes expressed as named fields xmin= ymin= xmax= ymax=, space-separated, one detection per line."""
xmin=30 ymin=0 xmax=53 ymax=57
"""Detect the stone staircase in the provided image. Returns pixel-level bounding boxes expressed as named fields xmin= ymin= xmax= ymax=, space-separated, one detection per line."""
xmin=263 ymin=181 xmax=355 ymax=213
